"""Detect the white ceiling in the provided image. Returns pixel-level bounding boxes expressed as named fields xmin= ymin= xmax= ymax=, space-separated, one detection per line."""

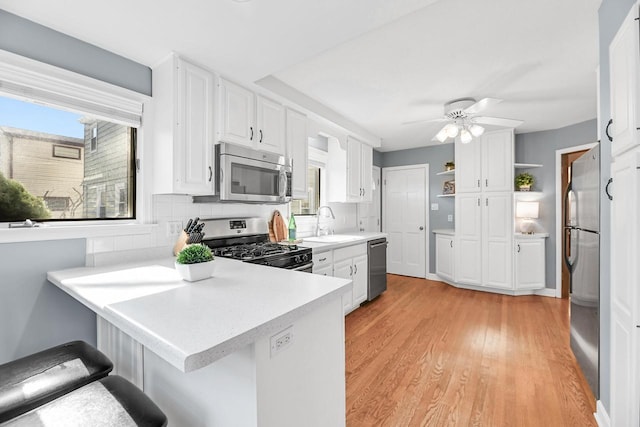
xmin=0 ymin=0 xmax=601 ymax=152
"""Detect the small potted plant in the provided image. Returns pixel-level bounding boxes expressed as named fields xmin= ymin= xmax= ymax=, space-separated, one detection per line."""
xmin=445 ymin=161 xmax=455 ymax=171
xmin=515 ymin=173 xmax=535 ymax=191
xmin=175 ymin=244 xmax=215 ymax=282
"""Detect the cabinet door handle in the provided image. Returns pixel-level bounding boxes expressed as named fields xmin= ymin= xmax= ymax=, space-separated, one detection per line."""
xmin=485 ymin=198 xmax=488 ymax=206
xmin=354 ymin=265 xmax=358 ymax=275
xmin=250 ymin=127 xmax=254 ymax=141
xmin=259 ymin=129 xmax=263 ymax=143
xmin=485 ymin=179 xmax=488 ymax=187
xmin=319 ymin=257 xmax=327 ymax=262
xmin=606 ymin=178 xmax=613 ymax=201
xmin=477 ymin=179 xmax=480 ymax=188
xmin=363 ymin=188 xmax=365 ymax=197
xmin=208 ymin=166 xmax=213 ymax=182
xmin=419 ymin=226 xmax=424 ymax=230
xmin=517 ymin=244 xmax=521 ymax=253
xmin=605 ymin=119 xmax=613 ymax=142
xmin=349 ymin=265 xmax=353 ymax=276
xmin=450 ymin=240 xmax=453 ymax=248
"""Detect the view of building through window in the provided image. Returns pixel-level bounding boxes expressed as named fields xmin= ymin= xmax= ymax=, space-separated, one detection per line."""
xmin=0 ymin=95 xmax=135 ymax=222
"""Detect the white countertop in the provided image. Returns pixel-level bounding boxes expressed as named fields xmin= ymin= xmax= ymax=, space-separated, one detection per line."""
xmin=299 ymin=232 xmax=387 ymax=252
xmin=432 ymin=229 xmax=455 ymax=236
xmin=48 ymin=257 xmax=351 ymax=373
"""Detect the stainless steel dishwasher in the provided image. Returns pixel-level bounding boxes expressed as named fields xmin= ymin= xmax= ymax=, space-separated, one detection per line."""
xmin=367 ymin=238 xmax=387 ymax=301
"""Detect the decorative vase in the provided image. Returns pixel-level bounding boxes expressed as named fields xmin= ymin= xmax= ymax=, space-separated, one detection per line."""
xmin=175 ymin=260 xmax=215 ymax=282
xmin=518 ymin=185 xmax=531 ymax=192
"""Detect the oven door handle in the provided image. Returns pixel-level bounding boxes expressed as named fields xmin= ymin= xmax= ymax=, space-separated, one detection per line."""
xmin=291 ymin=262 xmax=314 ymax=272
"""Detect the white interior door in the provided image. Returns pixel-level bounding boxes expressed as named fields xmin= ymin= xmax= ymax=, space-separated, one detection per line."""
xmin=383 ymin=165 xmax=428 ymax=278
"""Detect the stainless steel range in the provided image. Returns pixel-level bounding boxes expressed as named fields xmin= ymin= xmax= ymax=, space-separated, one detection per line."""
xmin=200 ymin=217 xmax=313 ymax=272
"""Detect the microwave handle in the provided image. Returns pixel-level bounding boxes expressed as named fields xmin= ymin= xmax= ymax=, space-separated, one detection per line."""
xmin=279 ymin=170 xmax=288 ymax=200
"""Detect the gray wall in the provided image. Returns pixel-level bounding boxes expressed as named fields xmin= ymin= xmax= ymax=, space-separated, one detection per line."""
xmin=597 ymin=0 xmax=635 ymax=413
xmin=0 ymin=239 xmax=95 ymax=363
xmin=0 ymin=9 xmax=151 ymax=95
xmin=515 ymin=119 xmax=597 ymax=291
xmin=372 ymin=149 xmax=383 ymax=167
xmin=381 ymin=143 xmax=455 ymax=274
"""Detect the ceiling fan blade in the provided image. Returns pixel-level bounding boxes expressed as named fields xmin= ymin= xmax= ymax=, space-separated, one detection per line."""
xmin=463 ymin=98 xmax=502 ymax=115
xmin=472 ymin=116 xmax=524 ymax=128
xmin=402 ymin=117 xmax=448 ymax=125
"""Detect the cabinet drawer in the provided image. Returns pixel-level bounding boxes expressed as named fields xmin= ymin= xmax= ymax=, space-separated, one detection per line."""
xmin=333 ymin=243 xmax=367 ymax=261
xmin=313 ymin=251 xmax=333 ymax=269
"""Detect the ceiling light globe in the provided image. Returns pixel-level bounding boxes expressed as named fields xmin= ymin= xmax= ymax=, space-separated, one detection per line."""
xmin=446 ymin=124 xmax=459 ymax=138
xmin=435 ymin=129 xmax=448 ymax=142
xmin=469 ymin=124 xmax=485 ymax=137
xmin=460 ymin=129 xmax=473 ymax=144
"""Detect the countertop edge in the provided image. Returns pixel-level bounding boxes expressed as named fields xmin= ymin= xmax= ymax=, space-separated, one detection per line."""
xmin=302 ymin=232 xmax=387 ymax=252
xmin=432 ymin=229 xmax=455 ymax=236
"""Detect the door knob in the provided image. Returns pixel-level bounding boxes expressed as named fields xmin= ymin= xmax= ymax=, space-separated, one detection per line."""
xmin=419 ymin=226 xmax=424 ymax=230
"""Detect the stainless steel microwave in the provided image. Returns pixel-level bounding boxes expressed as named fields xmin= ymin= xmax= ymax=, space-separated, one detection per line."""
xmin=211 ymin=143 xmax=292 ymax=204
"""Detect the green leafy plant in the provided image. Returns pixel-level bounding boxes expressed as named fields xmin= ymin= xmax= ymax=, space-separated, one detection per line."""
xmin=515 ymin=172 xmax=535 ymax=188
xmin=0 ymin=172 xmax=50 ymax=221
xmin=176 ymin=244 xmax=214 ymax=264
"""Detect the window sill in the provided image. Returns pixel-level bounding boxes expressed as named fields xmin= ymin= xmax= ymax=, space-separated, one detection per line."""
xmin=0 ymin=222 xmax=156 ymax=244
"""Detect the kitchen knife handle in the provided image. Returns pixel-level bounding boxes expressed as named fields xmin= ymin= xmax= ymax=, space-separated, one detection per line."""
xmin=605 ymin=178 xmax=613 ymax=201
xmin=605 ymin=119 xmax=613 ymax=142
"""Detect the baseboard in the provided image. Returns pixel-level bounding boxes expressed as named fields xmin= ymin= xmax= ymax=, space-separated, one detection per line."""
xmin=594 ymin=400 xmax=610 ymax=427
xmin=534 ymin=288 xmax=557 ymax=298
xmin=426 ymin=273 xmax=441 ymax=281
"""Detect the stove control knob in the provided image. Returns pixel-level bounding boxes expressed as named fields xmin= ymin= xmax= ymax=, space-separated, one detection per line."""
xmin=302 ymin=254 xmax=310 ymax=263
xmin=294 ymin=255 xmax=301 ymax=264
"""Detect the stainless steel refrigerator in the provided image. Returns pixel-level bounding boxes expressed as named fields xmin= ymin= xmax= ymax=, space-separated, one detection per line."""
xmin=564 ymin=144 xmax=600 ymax=399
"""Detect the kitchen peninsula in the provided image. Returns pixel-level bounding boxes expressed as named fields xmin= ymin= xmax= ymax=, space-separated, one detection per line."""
xmin=48 ymin=257 xmax=351 ymax=427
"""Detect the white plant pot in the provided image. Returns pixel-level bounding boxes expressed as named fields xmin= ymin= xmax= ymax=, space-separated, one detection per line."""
xmin=175 ymin=260 xmax=215 ymax=282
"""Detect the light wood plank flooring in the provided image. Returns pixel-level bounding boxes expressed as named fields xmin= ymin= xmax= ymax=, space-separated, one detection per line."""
xmin=345 ymin=274 xmax=596 ymax=426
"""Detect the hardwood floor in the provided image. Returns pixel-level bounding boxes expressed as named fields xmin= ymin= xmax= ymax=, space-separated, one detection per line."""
xmin=345 ymin=275 xmax=596 ymax=427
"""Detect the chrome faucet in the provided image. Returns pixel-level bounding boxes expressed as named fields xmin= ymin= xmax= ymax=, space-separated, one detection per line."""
xmin=315 ymin=206 xmax=335 ymax=236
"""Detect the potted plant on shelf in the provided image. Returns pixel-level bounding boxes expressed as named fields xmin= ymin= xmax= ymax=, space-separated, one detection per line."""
xmin=515 ymin=172 xmax=535 ymax=191
xmin=175 ymin=244 xmax=215 ymax=282
xmin=445 ymin=161 xmax=455 ymax=171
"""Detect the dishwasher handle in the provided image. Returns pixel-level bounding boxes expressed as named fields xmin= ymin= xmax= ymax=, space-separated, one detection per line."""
xmin=369 ymin=240 xmax=388 ymax=249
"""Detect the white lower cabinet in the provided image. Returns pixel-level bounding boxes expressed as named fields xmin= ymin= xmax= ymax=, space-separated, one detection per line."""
xmin=313 ymin=243 xmax=368 ymax=316
xmin=514 ymin=236 xmax=546 ymax=290
xmin=435 ymin=233 xmax=454 ymax=282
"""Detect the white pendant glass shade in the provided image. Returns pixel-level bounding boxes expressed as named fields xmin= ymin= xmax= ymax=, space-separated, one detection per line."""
xmin=445 ymin=124 xmax=459 ymax=138
xmin=469 ymin=124 xmax=485 ymax=137
xmin=435 ymin=127 xmax=448 ymax=142
xmin=460 ymin=129 xmax=473 ymax=144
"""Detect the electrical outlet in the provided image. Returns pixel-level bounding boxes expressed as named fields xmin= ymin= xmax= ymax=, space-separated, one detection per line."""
xmin=166 ymin=221 xmax=183 ymax=237
xmin=431 ymin=203 xmax=439 ymax=211
xmin=270 ymin=326 xmax=294 ymax=358
xmin=447 ymin=214 xmax=453 ymax=222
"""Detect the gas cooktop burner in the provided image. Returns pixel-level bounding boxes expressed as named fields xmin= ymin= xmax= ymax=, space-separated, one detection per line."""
xmin=213 ymin=242 xmax=299 ymax=261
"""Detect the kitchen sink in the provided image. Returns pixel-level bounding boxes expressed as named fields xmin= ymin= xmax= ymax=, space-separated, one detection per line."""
xmin=303 ymin=235 xmax=361 ymax=243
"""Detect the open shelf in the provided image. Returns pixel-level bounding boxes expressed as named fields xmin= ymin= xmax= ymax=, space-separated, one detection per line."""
xmin=514 ymin=163 xmax=543 ymax=169
xmin=436 ymin=194 xmax=455 ymax=198
xmin=436 ymin=169 xmax=455 ymax=176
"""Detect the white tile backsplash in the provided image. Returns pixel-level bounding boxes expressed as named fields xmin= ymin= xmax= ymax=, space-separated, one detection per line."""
xmin=85 ymin=194 xmax=359 ymax=266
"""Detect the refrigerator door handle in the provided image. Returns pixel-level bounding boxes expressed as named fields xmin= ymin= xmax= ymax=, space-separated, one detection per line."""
xmin=563 ymin=182 xmax=573 ymax=228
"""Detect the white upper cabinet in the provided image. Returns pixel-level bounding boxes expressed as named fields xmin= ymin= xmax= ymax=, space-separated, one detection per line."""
xmin=327 ymin=136 xmax=373 ymax=202
xmin=285 ymin=108 xmax=308 ymax=199
xmin=256 ymin=95 xmax=285 ymax=154
xmin=152 ymin=54 xmax=215 ymax=195
xmin=218 ymin=78 xmax=254 ymax=147
xmin=609 ymin=4 xmax=640 ymax=157
xmin=455 ymin=129 xmax=514 ymax=193
xmin=217 ymin=78 xmax=284 ymax=155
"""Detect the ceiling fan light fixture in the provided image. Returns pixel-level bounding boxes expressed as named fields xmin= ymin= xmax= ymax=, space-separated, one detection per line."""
xmin=445 ymin=124 xmax=459 ymax=138
xmin=435 ymin=128 xmax=448 ymax=142
xmin=469 ymin=124 xmax=485 ymax=137
xmin=460 ymin=129 xmax=473 ymax=144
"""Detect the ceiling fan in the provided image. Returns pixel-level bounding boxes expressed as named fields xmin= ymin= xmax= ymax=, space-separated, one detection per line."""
xmin=406 ymin=98 xmax=524 ymax=144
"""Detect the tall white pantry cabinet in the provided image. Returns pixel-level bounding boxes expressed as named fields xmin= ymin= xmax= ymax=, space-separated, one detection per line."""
xmin=454 ymin=129 xmax=514 ymax=290
xmin=609 ymin=3 xmax=640 ymax=426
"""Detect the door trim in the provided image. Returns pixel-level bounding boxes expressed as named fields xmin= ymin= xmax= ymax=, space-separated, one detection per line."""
xmin=381 ymin=164 xmax=430 ymax=278
xmin=554 ymin=142 xmax=598 ymax=298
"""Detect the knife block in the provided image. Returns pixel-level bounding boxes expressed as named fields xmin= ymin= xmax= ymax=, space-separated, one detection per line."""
xmin=173 ymin=231 xmax=189 ymax=256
